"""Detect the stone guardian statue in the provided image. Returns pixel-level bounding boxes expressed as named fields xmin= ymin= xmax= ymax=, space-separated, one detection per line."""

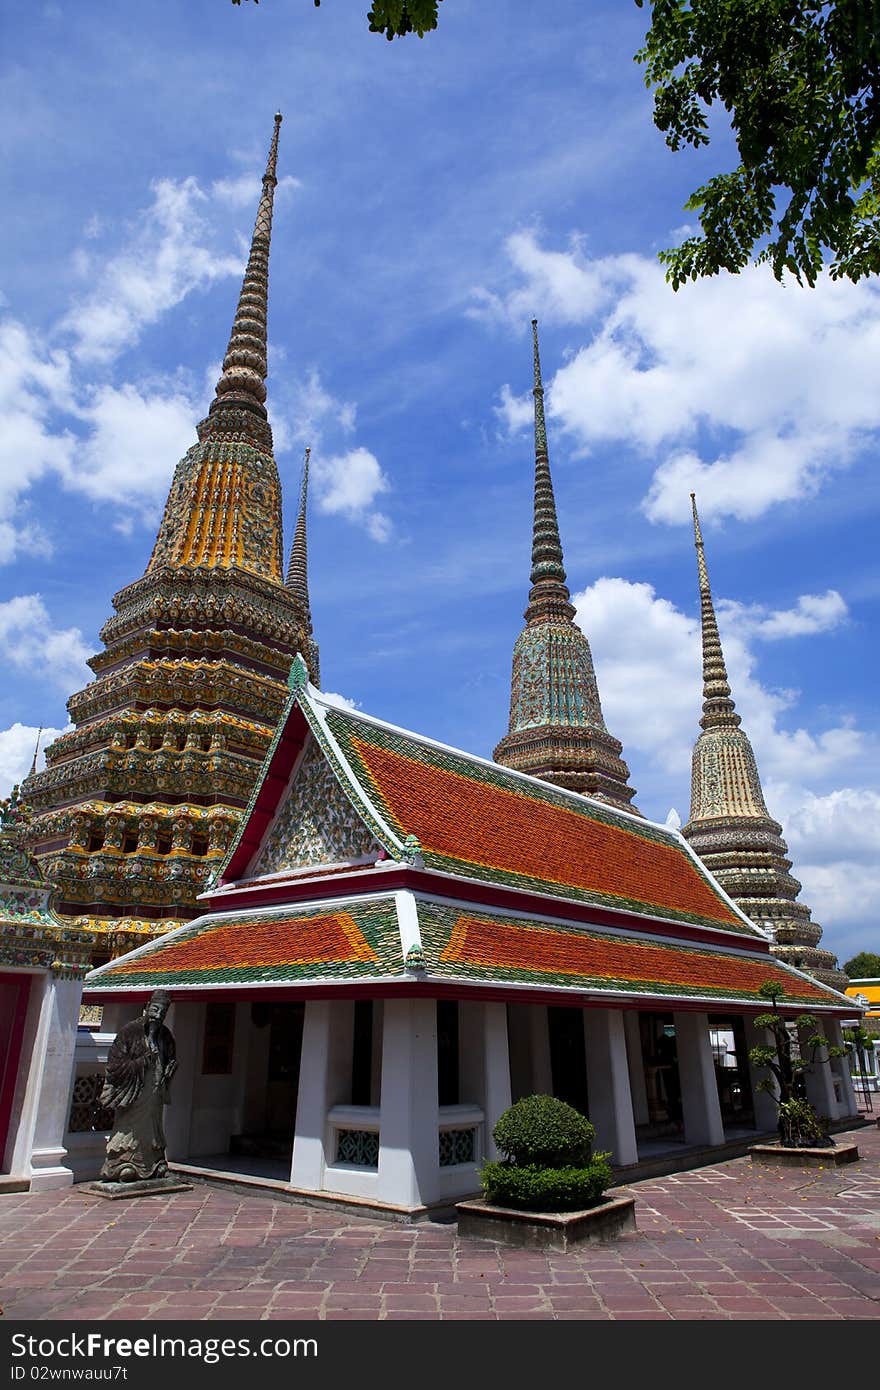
xmin=100 ymin=990 xmax=178 ymax=1183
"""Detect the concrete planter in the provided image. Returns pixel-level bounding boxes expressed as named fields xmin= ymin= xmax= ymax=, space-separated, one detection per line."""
xmin=749 ymin=1142 xmax=859 ymax=1167
xmin=456 ymin=1193 xmax=636 ymax=1251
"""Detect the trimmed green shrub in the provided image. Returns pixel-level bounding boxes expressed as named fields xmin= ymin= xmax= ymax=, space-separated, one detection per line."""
xmin=481 ymin=1156 xmax=613 ymax=1212
xmin=492 ymin=1094 xmax=595 ymax=1167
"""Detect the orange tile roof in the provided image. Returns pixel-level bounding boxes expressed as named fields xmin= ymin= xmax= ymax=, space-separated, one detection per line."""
xmin=90 ymin=899 xmax=401 ymax=987
xmin=319 ymin=707 xmax=750 ymax=934
xmin=418 ymin=902 xmax=837 ymax=1005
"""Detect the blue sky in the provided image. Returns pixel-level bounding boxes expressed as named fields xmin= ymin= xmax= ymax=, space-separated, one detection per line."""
xmin=1 ymin=0 xmax=877 ymax=966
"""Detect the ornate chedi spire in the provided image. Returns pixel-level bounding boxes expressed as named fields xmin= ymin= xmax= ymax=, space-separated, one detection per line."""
xmin=493 ymin=320 xmax=637 ymax=812
xmin=22 ymin=114 xmax=320 ymax=966
xmin=682 ymin=495 xmax=847 ymax=990
xmin=147 ymin=113 xmax=284 ymax=579
xmin=285 ymin=447 xmax=320 ymax=683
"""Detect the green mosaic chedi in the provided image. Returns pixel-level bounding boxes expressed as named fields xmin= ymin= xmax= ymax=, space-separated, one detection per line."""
xmin=682 ymin=495 xmax=847 ymax=992
xmin=493 ymin=321 xmax=638 ymax=812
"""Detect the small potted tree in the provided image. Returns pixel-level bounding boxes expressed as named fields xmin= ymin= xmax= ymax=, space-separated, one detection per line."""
xmin=748 ymin=982 xmax=860 ymax=1166
xmin=456 ymin=1095 xmax=636 ymax=1250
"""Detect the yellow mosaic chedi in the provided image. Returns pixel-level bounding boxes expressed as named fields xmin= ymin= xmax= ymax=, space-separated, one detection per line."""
xmin=22 ymin=115 xmax=319 ymax=965
xmin=682 ymin=496 xmax=847 ymax=992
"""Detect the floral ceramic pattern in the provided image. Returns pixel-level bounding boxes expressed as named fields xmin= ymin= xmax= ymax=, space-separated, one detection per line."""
xmin=255 ymin=735 xmax=381 ymax=875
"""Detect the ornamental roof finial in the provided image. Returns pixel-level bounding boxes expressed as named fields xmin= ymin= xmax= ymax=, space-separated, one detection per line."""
xmin=29 ymin=725 xmax=43 ymax=779
xmin=201 ymin=112 xmax=283 ymax=441
xmin=690 ymin=493 xmax=740 ymax=731
xmin=527 ymin=319 xmax=569 ymax=615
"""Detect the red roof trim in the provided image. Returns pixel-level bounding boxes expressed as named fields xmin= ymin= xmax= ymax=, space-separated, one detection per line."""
xmin=83 ymin=979 xmax=851 ymax=1017
xmin=220 ymin=703 xmax=310 ymax=884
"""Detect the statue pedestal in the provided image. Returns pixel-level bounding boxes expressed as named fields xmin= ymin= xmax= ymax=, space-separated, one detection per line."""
xmin=81 ymin=1176 xmax=193 ymax=1200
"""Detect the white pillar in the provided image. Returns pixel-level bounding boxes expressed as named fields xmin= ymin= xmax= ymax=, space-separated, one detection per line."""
xmin=26 ymin=976 xmax=84 ymax=1191
xmin=583 ymin=1008 xmax=639 ymax=1166
xmin=163 ymin=1003 xmax=199 ymax=1161
xmin=623 ymin=1011 xmax=649 ymax=1127
xmin=674 ymin=1011 xmax=725 ymax=1147
xmin=742 ymin=1016 xmax=781 ymax=1134
xmin=290 ymin=1000 xmax=353 ymax=1191
xmin=376 ymin=998 xmax=439 ymax=1208
xmin=825 ymin=1019 xmax=858 ymax=1117
xmin=800 ymin=1023 xmax=842 ymax=1121
xmin=483 ymin=1003 xmax=512 ymax=1161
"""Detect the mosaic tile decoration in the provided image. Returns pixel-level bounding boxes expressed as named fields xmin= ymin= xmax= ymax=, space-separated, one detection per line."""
xmin=321 ymin=705 xmax=755 ymax=935
xmin=254 ymin=735 xmax=381 ymax=875
xmin=416 ymin=900 xmax=837 ymax=1005
xmin=88 ymin=897 xmax=402 ymax=987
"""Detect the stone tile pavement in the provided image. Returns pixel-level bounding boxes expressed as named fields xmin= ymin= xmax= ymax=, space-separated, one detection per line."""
xmin=0 ymin=1124 xmax=877 ymax=1321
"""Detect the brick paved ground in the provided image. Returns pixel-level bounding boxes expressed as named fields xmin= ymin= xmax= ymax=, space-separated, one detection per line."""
xmin=0 ymin=1124 xmax=877 ymax=1321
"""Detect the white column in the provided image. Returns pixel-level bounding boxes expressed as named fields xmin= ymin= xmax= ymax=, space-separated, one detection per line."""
xmin=825 ymin=1019 xmax=858 ymax=1117
xmin=800 ymin=1023 xmax=842 ymax=1121
xmin=674 ymin=1011 xmax=725 ymax=1147
xmin=163 ymin=1002 xmax=199 ymax=1162
xmin=482 ymin=1003 xmax=512 ymax=1161
xmin=6 ymin=973 xmax=49 ymax=1179
xmin=376 ymin=998 xmax=439 ymax=1208
xmin=290 ymin=1000 xmax=353 ymax=1191
xmin=27 ymin=976 xmax=84 ymax=1190
xmin=623 ymin=1011 xmax=649 ymax=1127
xmin=742 ymin=1016 xmax=781 ymax=1134
xmin=583 ymin=1008 xmax=639 ymax=1166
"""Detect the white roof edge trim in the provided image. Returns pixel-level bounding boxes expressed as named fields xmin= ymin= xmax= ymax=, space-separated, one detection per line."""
xmin=300 ymin=680 xmax=410 ymax=858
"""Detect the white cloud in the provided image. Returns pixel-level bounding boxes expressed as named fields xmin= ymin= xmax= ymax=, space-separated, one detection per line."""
xmin=469 ymin=230 xmax=612 ymax=327
xmin=0 ymin=318 xmax=76 ymax=562
xmin=0 ymin=595 xmax=91 ymax=691
xmin=572 ymin=575 xmax=876 ymax=964
xmin=0 ymin=722 xmax=69 ymax=796
xmin=312 ymin=446 xmax=392 ymax=542
xmin=574 ymin=576 xmax=866 ymax=789
xmin=321 ymin=691 xmax=360 ymax=712
xmin=212 ymin=172 xmax=300 ymax=209
xmin=287 ymin=369 xmax=357 ymax=448
xmin=61 ymin=176 xmax=243 ymax=364
xmin=68 ymin=382 xmax=199 ymax=513
xmin=718 ymin=591 xmax=848 ymax=642
xmin=479 ymin=233 xmax=880 ymax=524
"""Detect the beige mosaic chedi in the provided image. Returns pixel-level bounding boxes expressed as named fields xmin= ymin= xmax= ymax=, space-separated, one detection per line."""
xmin=22 ymin=115 xmax=320 ymax=965
xmin=682 ymin=496 xmax=848 ymax=992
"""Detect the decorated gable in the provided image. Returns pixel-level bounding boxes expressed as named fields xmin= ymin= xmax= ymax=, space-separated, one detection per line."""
xmin=253 ymin=732 xmax=382 ymax=876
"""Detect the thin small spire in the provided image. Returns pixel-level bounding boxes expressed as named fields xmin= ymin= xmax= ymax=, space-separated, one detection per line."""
xmin=528 ymin=319 xmax=568 ymax=608
xmin=203 ymin=113 xmax=283 ymax=439
xmin=29 ymin=726 xmax=42 ymax=778
xmin=286 ymin=447 xmax=312 ymax=607
xmin=690 ymin=493 xmax=740 ymax=731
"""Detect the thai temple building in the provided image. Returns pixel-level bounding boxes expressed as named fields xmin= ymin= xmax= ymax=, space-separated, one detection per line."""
xmin=81 ymin=653 xmax=857 ymax=1214
xmin=21 ymin=115 xmax=319 ymax=967
xmin=682 ymin=496 xmax=848 ymax=992
xmin=493 ymin=321 xmax=638 ymax=815
xmin=0 ymin=788 xmax=93 ymax=1189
